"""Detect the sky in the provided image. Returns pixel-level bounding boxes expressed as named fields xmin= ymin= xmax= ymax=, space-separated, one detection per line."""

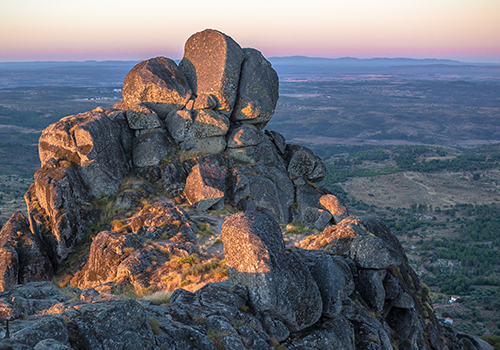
xmin=1 ymin=0 xmax=500 ymax=63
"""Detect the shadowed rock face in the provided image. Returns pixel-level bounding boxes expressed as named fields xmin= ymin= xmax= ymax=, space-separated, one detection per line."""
xmin=286 ymin=143 xmax=326 ymax=183
xmin=180 ymin=29 xmax=244 ymax=116
xmin=232 ymin=48 xmax=280 ymax=129
xmin=0 ymin=211 xmax=54 ymax=291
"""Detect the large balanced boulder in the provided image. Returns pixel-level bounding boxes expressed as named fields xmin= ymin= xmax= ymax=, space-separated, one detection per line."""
xmin=180 ymin=29 xmax=244 ymax=117
xmin=221 ymin=211 xmax=322 ymax=333
xmin=232 ymin=48 xmax=279 ymax=129
xmin=120 ymin=56 xmax=193 ymax=117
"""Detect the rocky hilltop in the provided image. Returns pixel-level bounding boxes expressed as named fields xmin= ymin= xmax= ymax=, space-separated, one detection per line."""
xmin=0 ymin=29 xmax=492 ymax=350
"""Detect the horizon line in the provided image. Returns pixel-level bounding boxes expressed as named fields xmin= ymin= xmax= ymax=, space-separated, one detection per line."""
xmin=1 ymin=56 xmax=500 ymax=66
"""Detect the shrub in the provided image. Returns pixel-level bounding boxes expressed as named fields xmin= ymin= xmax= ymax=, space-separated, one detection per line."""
xmin=197 ymin=222 xmax=216 ymax=236
xmin=177 ymin=255 xmax=198 ymax=266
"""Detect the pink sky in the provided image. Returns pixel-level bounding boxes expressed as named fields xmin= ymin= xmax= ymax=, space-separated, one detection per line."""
xmin=1 ymin=0 xmax=499 ymax=63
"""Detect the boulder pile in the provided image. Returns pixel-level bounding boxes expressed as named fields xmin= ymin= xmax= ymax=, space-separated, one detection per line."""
xmin=0 ymin=29 xmax=491 ymax=350
xmin=13 ymin=28 xmax=347 ymax=273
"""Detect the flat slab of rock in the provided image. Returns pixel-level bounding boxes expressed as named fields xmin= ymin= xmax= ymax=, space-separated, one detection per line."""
xmin=180 ymin=29 xmax=244 ymax=116
xmin=179 ymin=136 xmax=227 ymax=156
xmin=189 ymin=110 xmax=230 ymax=139
xmin=126 ymin=104 xmax=162 ymax=130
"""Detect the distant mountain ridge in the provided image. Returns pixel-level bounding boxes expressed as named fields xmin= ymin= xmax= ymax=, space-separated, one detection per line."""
xmin=269 ymin=56 xmax=466 ymax=67
xmin=1 ymin=57 xmax=499 ymax=88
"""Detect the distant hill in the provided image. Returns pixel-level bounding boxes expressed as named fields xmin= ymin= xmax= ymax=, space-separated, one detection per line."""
xmin=269 ymin=56 xmax=465 ymax=67
xmin=2 ymin=57 xmax=499 ymax=88
xmin=268 ymin=56 xmax=500 ymax=75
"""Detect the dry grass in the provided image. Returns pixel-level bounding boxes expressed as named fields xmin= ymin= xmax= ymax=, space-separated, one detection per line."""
xmin=143 ymin=291 xmax=172 ymax=305
xmin=343 ymin=170 xmax=500 ymax=210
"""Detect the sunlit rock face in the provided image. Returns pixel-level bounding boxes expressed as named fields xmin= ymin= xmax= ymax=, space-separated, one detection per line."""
xmin=38 ymin=110 xmax=132 ymax=197
xmin=184 ymin=155 xmax=228 ymax=211
xmin=24 ymin=163 xmax=94 ymax=268
xmin=221 ymin=211 xmax=323 ymax=334
xmin=320 ymin=194 xmax=349 ymax=223
xmin=120 ymin=56 xmax=193 ymax=118
xmin=180 ymin=29 xmax=244 ymax=117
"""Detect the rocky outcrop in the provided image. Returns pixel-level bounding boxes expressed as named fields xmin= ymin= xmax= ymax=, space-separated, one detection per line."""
xmin=320 ymin=193 xmax=349 ymax=223
xmin=166 ymin=109 xmax=229 ymax=154
xmin=0 ymin=29 xmax=484 ymax=350
xmin=76 ymin=231 xmax=144 ymax=288
xmin=184 ymin=163 xmax=227 ymax=211
xmin=132 ymin=128 xmax=173 ymax=168
xmin=129 ymin=202 xmax=197 ymax=240
xmin=286 ymin=143 xmax=326 ymax=183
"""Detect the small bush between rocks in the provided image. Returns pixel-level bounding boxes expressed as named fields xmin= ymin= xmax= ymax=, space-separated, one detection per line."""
xmin=197 ymin=222 xmax=216 ymax=236
xmin=207 ymin=330 xmax=224 ymax=350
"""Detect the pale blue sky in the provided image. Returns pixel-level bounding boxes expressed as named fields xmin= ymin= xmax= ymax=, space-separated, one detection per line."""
xmin=1 ymin=0 xmax=499 ymax=62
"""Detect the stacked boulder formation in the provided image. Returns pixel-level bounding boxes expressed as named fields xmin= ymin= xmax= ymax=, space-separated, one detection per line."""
xmin=0 ymin=29 xmax=492 ymax=350
xmin=17 ymin=28 xmax=342 ymax=271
